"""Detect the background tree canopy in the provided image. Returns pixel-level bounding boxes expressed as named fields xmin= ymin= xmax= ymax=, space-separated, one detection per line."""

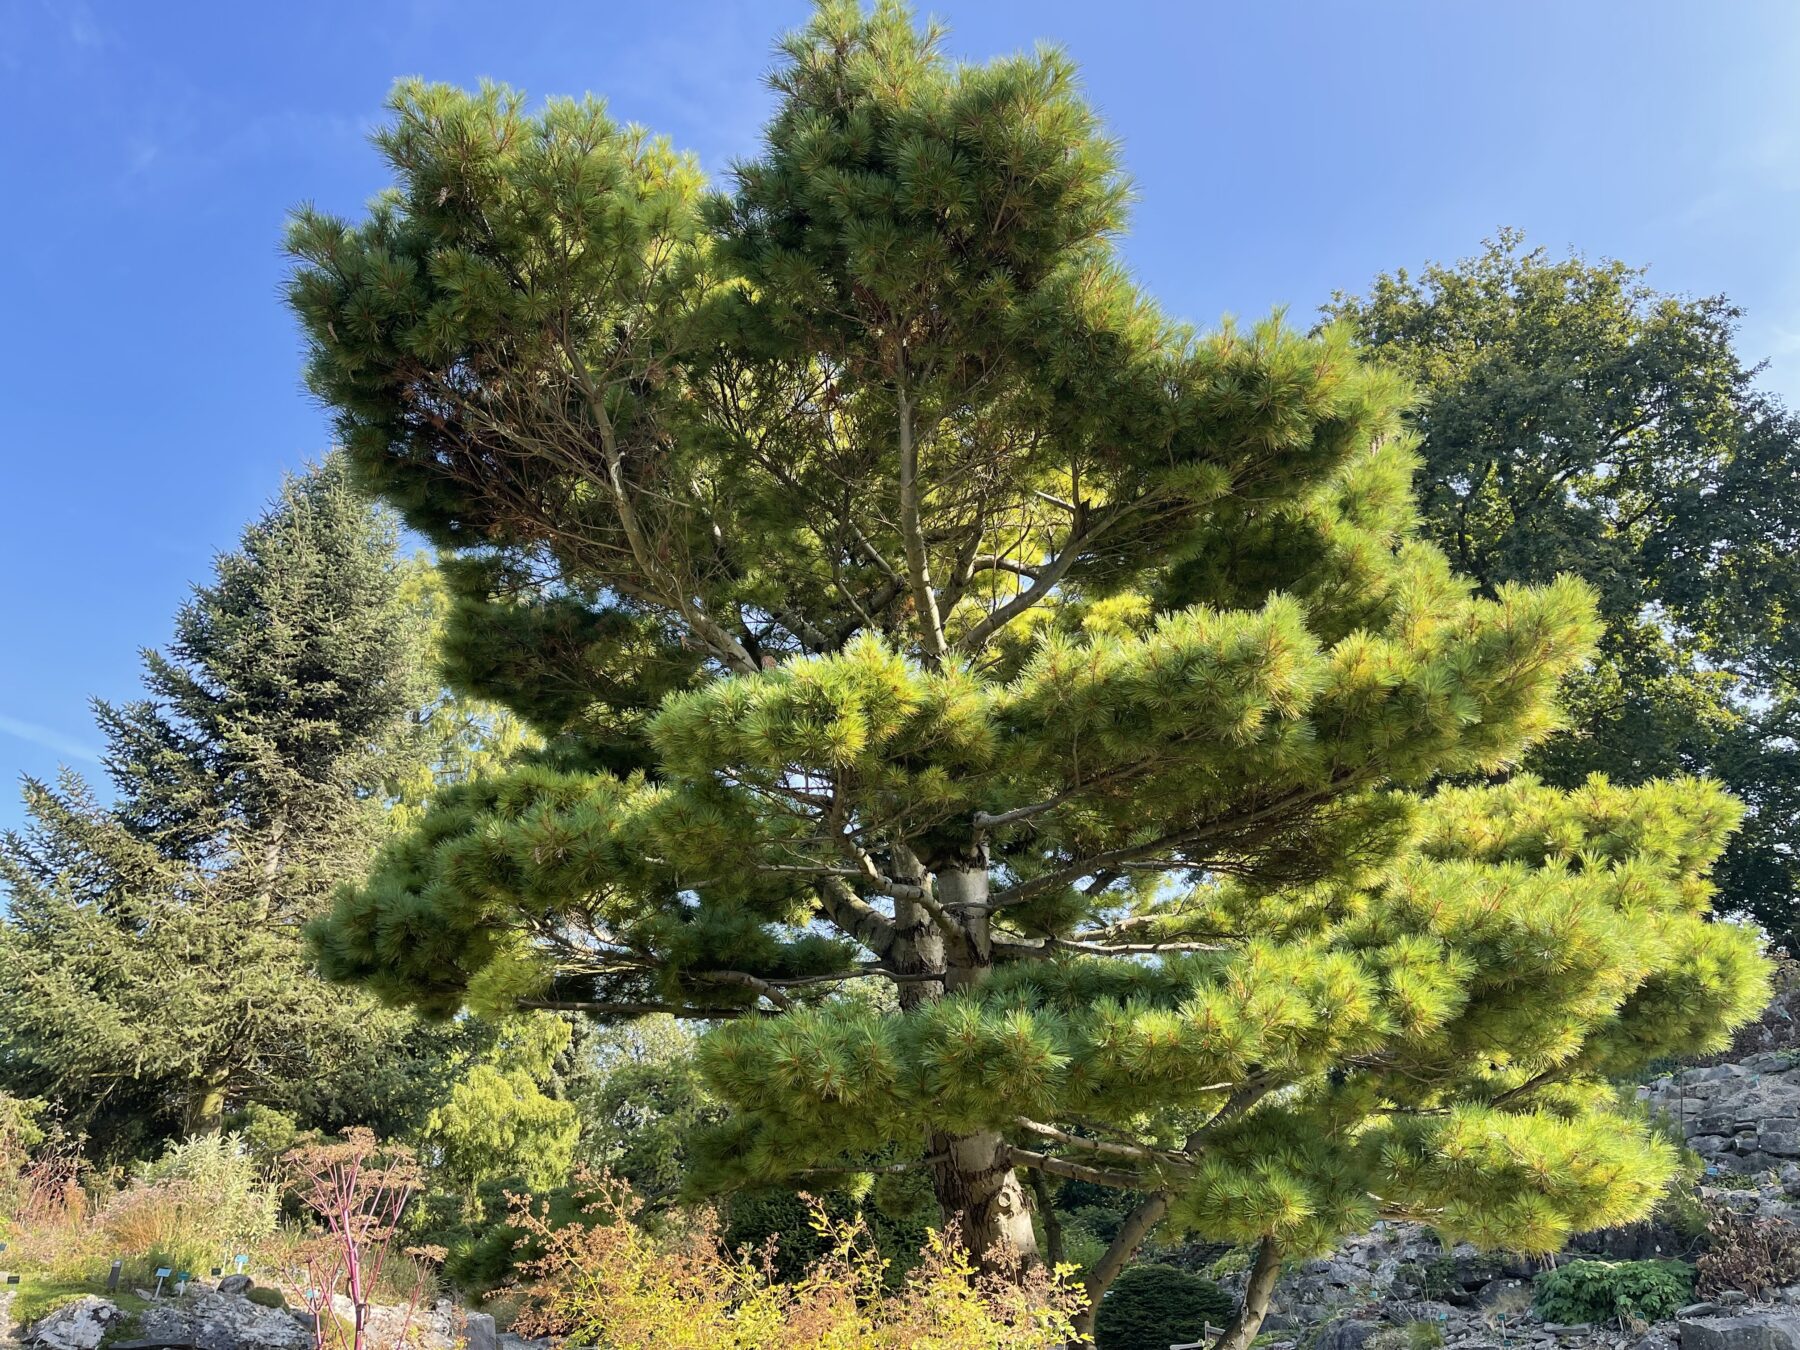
xmin=1328 ymin=232 xmax=1800 ymax=948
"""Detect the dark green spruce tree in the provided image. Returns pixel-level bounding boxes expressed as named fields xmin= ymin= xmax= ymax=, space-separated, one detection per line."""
xmin=0 ymin=457 xmax=440 ymax=1145
xmin=289 ymin=5 xmax=1768 ymax=1342
xmin=1328 ymin=232 xmax=1800 ymax=947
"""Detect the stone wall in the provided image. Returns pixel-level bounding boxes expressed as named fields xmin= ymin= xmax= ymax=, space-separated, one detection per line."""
xmin=1641 ymin=1054 xmax=1800 ymax=1181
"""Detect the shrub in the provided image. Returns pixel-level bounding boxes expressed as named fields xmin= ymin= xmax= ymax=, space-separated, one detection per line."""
xmin=1697 ymin=1205 xmax=1800 ymax=1300
xmin=509 ymin=1175 xmax=1080 ymax=1348
xmin=225 ymin=1105 xmax=300 ymax=1176
xmin=1206 ymin=1248 xmax=1252 ymax=1280
xmin=247 ymin=1286 xmax=287 ymax=1310
xmin=430 ymin=1178 xmax=611 ymax=1297
xmin=281 ymin=1129 xmax=434 ymax=1350
xmin=721 ymin=1186 xmax=927 ymax=1287
xmin=2 ymin=1146 xmax=100 ymax=1281
xmin=1532 ymin=1259 xmax=1695 ymax=1325
xmin=97 ymin=1135 xmax=276 ymax=1279
xmin=1094 ymin=1264 xmax=1236 ymax=1350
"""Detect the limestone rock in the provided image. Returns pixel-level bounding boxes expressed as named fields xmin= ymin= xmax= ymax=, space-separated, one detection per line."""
xmin=133 ymin=1291 xmax=308 ymax=1350
xmin=1680 ymin=1315 xmax=1800 ymax=1350
xmin=1643 ymin=1059 xmax=1800 ymax=1195
xmin=322 ymin=1295 xmax=456 ymax=1350
xmin=27 ymin=1297 xmax=128 ymax=1350
xmin=1313 ymin=1319 xmax=1381 ymax=1350
xmin=1476 ymin=1278 xmax=1531 ymax=1309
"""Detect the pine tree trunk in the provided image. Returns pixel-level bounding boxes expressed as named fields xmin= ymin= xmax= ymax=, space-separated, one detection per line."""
xmin=883 ymin=855 xmax=1042 ymax=1273
xmin=1213 ymin=1237 xmax=1282 ymax=1350
xmin=931 ymin=1127 xmax=1041 ymax=1270
xmin=930 ymin=859 xmax=1042 ymax=1273
xmin=1027 ymin=1169 xmax=1065 ymax=1268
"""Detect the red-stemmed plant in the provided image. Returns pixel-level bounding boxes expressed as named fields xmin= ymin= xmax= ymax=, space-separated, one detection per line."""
xmin=282 ymin=1129 xmax=434 ymax=1350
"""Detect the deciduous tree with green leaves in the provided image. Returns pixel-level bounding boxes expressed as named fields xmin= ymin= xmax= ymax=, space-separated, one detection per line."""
xmin=290 ymin=5 xmax=1768 ymax=1342
xmin=1328 ymin=232 xmax=1800 ymax=948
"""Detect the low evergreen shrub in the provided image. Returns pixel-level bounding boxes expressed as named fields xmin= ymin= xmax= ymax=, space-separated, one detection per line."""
xmin=1095 ymin=1263 xmax=1236 ymax=1350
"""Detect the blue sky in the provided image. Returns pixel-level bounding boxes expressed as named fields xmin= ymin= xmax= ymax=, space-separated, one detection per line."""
xmin=4 ymin=0 xmax=1800 ymax=829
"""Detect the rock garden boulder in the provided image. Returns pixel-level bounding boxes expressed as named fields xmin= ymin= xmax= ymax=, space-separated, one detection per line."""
xmin=133 ymin=1290 xmax=309 ymax=1350
xmin=1680 ymin=1314 xmax=1800 ymax=1350
xmin=27 ymin=1297 xmax=129 ymax=1350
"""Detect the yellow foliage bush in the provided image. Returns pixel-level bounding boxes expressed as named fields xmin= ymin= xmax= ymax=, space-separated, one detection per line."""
xmin=509 ymin=1176 xmax=1082 ymax=1349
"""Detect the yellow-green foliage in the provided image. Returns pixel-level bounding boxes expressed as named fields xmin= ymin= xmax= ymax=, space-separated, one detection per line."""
xmin=98 ymin=1135 xmax=277 ymax=1278
xmin=422 ymin=1016 xmax=580 ymax=1200
xmin=506 ymin=1177 xmax=1081 ymax=1349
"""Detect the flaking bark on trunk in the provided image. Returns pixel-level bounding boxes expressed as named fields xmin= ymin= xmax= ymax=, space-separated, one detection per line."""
xmin=885 ymin=852 xmax=1041 ymax=1273
xmin=932 ymin=859 xmax=1041 ymax=1272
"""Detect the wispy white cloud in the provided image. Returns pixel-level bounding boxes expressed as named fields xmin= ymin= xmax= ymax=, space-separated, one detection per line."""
xmin=64 ymin=2 xmax=105 ymax=49
xmin=0 ymin=714 xmax=102 ymax=765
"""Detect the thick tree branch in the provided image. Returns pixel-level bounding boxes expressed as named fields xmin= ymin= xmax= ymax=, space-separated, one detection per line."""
xmin=516 ymin=998 xmax=746 ymax=1020
xmin=1004 ymin=1145 xmax=1148 ymax=1192
xmin=814 ymin=876 xmax=897 ymax=955
xmin=1013 ymin=1117 xmax=1182 ymax=1167
xmin=1074 ymin=1193 xmax=1173 ymax=1344
xmin=691 ymin=969 xmax=796 ymax=1010
xmin=896 ymin=379 xmax=951 ymax=667
xmin=956 ymin=501 xmax=1138 ymax=652
xmin=1214 ymin=1236 xmax=1283 ymax=1350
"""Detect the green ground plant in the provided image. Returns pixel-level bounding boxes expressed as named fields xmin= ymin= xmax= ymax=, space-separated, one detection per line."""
xmin=1532 ymin=1258 xmax=1695 ymax=1325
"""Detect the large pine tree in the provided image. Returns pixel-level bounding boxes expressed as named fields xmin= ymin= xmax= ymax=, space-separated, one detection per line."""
xmin=0 ymin=457 xmax=436 ymax=1143
xmin=289 ymin=4 xmax=1767 ymax=1338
